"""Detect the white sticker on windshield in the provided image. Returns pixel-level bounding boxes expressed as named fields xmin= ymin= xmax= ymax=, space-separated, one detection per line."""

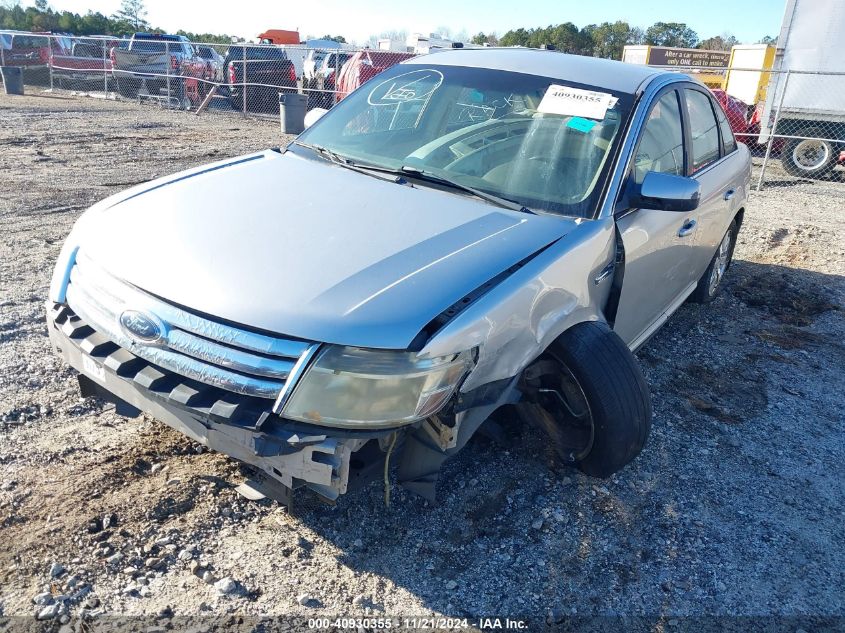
xmin=537 ymin=85 xmax=613 ymax=120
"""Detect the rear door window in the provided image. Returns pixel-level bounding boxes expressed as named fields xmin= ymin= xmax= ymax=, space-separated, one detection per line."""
xmin=685 ymin=89 xmax=721 ymax=172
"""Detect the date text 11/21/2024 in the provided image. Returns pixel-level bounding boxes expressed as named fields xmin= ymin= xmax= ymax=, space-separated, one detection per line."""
xmin=306 ymin=617 xmax=528 ymax=629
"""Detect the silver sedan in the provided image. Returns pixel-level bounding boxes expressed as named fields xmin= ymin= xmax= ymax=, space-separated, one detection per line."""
xmin=46 ymin=48 xmax=751 ymax=505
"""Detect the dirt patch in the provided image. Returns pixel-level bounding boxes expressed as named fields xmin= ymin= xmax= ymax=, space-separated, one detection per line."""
xmin=671 ymin=361 xmax=768 ymax=424
xmin=732 ymin=271 xmax=840 ymax=326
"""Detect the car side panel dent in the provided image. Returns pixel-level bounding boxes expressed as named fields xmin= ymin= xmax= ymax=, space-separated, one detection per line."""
xmin=419 ymin=218 xmax=617 ymax=392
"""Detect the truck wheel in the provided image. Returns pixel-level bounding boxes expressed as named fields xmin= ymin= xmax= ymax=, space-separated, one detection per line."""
xmin=518 ymin=321 xmax=651 ymax=478
xmin=115 ymin=78 xmax=139 ymax=99
xmin=782 ymin=127 xmax=838 ymax=178
xmin=689 ymin=220 xmax=737 ymax=304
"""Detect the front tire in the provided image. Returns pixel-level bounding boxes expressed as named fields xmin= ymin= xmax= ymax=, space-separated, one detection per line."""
xmin=518 ymin=321 xmax=652 ymax=478
xmin=782 ymin=128 xmax=838 ymax=178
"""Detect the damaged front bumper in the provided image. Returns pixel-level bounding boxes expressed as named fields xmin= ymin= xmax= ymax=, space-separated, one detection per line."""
xmin=46 ymin=302 xmax=397 ymax=504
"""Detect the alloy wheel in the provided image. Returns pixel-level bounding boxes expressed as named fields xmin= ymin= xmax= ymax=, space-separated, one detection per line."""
xmin=708 ymin=229 xmax=733 ymax=296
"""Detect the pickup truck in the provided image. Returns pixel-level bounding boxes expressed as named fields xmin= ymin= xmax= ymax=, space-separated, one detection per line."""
xmin=50 ymin=36 xmax=116 ymax=87
xmin=0 ymin=31 xmax=71 ymax=82
xmin=225 ymin=44 xmax=296 ymax=114
xmin=112 ymin=33 xmax=207 ymax=103
xmin=196 ymin=45 xmax=225 ymax=84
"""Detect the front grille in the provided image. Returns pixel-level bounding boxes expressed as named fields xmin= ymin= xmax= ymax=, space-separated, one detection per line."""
xmin=49 ymin=303 xmax=272 ymax=425
xmin=63 ymin=251 xmax=313 ymax=400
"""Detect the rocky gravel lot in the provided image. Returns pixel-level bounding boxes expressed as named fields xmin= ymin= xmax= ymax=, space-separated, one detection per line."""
xmin=1 ymin=93 xmax=844 ymax=629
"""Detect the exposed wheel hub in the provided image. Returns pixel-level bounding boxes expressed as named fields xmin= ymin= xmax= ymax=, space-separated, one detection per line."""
xmin=521 ymin=356 xmax=594 ymax=462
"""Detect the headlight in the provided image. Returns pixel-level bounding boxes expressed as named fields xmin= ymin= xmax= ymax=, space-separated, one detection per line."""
xmin=281 ymin=346 xmax=474 ymax=428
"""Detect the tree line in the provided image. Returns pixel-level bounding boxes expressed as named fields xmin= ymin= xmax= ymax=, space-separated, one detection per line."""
xmin=1 ymin=0 xmax=776 ymax=56
xmin=0 ymin=0 xmax=237 ymax=44
xmin=472 ymin=21 xmax=775 ymax=60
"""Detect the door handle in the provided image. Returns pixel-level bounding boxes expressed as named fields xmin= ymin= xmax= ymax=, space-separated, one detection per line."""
xmin=678 ymin=219 xmax=697 ymax=237
xmin=724 ymin=189 xmax=735 ymax=201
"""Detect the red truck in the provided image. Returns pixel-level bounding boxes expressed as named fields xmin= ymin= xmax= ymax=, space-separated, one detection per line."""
xmin=49 ymin=36 xmax=118 ymax=88
xmin=0 ymin=31 xmax=72 ymax=82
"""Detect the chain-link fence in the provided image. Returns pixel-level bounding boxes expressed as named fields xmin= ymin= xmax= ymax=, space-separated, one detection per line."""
xmin=1 ymin=34 xmax=418 ymax=119
xmin=648 ymin=64 xmax=845 ymax=190
xmin=3 ymin=34 xmax=845 ymax=191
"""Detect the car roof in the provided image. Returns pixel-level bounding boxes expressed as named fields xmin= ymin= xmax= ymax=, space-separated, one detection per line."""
xmin=403 ymin=48 xmax=666 ymax=94
xmin=133 ymin=33 xmax=183 ymax=40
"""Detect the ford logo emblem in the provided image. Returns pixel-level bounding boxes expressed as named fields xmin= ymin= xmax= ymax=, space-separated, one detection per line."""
xmin=119 ymin=310 xmax=166 ymax=345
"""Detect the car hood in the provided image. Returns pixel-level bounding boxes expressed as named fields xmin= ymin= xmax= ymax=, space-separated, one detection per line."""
xmin=76 ymin=150 xmax=578 ymax=349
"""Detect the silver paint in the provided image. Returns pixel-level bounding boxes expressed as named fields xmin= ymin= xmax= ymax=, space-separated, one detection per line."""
xmin=53 ymin=150 xmax=575 ymax=351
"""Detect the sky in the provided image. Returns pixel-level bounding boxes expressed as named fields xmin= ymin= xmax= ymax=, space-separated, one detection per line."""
xmin=18 ymin=0 xmax=786 ymax=45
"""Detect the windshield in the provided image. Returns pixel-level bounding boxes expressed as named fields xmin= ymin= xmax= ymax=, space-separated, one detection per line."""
xmin=323 ymin=53 xmax=350 ymax=69
xmin=131 ymin=39 xmax=178 ymax=54
xmin=228 ymin=46 xmax=288 ymax=61
xmin=297 ymin=64 xmax=633 ymax=218
xmin=13 ymin=35 xmax=49 ymax=48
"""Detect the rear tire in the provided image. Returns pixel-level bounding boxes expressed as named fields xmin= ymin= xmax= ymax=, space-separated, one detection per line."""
xmin=689 ymin=220 xmax=737 ymax=304
xmin=115 ymin=77 xmax=138 ymax=99
xmin=782 ymin=127 xmax=838 ymax=178
xmin=518 ymin=321 xmax=652 ymax=478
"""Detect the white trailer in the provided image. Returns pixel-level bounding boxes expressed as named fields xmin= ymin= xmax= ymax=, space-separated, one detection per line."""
xmin=760 ymin=0 xmax=845 ymax=176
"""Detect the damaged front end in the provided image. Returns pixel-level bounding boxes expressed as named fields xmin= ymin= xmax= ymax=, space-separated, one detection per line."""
xmin=45 ymin=251 xmax=494 ymax=506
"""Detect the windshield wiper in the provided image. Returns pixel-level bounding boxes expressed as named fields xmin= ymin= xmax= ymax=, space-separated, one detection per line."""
xmin=292 ymin=142 xmax=533 ymax=214
xmin=292 ymin=141 xmax=409 ymax=183
xmin=397 ymin=166 xmax=535 ymax=214
xmin=292 ymin=141 xmax=351 ymax=165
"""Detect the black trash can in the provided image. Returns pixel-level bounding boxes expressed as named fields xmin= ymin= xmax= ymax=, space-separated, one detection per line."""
xmin=1 ymin=66 xmax=24 ymax=96
xmin=279 ymin=93 xmax=307 ymax=135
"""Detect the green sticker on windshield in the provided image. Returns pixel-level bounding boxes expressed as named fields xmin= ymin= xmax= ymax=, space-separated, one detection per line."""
xmin=567 ymin=117 xmax=597 ymax=133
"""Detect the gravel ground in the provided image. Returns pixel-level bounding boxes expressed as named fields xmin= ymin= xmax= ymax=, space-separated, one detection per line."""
xmin=1 ymin=93 xmax=844 ymax=629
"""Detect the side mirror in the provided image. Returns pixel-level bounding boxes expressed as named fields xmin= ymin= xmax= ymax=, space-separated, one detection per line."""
xmin=632 ymin=171 xmax=700 ymax=212
xmin=303 ymin=107 xmax=328 ymax=130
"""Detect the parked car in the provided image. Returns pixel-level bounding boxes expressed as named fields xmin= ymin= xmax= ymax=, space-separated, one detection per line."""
xmin=112 ymin=33 xmax=207 ymax=104
xmin=710 ymin=88 xmax=749 ymax=137
xmin=335 ymin=49 xmax=415 ymax=101
xmin=303 ymin=48 xmax=328 ymax=81
xmin=46 ymin=49 xmax=750 ymax=506
xmin=195 ymin=44 xmax=225 ymax=84
xmin=316 ymin=51 xmax=352 ymax=85
xmin=225 ymin=44 xmax=296 ymax=113
xmin=0 ymin=31 xmax=71 ymax=81
xmin=304 ymin=50 xmax=354 ymax=108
